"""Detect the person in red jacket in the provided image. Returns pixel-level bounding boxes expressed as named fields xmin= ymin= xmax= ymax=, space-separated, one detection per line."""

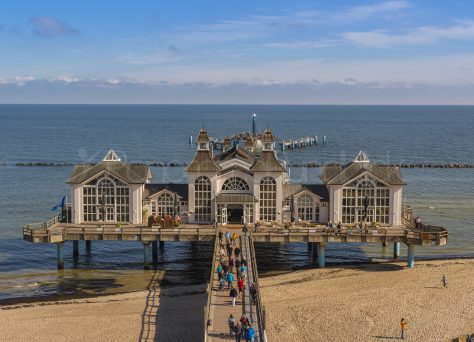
xmin=238 ymin=277 xmax=245 ymax=296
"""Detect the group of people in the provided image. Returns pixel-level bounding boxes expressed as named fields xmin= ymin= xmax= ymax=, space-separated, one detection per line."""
xmin=215 ymin=229 xmax=259 ymax=341
xmin=147 ymin=213 xmax=181 ymax=228
xmin=228 ymin=314 xmax=256 ymax=342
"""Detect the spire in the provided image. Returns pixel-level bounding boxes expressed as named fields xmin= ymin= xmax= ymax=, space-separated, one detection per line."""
xmin=102 ymin=150 xmax=121 ymax=162
xmin=197 ymin=128 xmax=211 ymax=151
xmin=354 ymin=151 xmax=370 ymax=163
xmin=262 ymin=129 xmax=275 ymax=151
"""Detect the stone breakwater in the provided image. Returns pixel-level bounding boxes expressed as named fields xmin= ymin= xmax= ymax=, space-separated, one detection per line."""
xmin=10 ymin=162 xmax=474 ymax=168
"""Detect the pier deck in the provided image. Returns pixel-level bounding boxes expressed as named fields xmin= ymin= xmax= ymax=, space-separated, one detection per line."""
xmin=205 ymin=227 xmax=263 ymax=342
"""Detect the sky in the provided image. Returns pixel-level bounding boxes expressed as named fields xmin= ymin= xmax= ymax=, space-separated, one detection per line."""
xmin=1 ymin=0 xmax=474 ymax=104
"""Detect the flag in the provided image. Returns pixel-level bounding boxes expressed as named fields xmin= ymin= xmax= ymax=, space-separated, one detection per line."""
xmin=51 ymin=195 xmax=66 ymax=212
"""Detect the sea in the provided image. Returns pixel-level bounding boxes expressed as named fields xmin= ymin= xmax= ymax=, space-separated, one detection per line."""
xmin=0 ymin=104 xmax=473 ymax=302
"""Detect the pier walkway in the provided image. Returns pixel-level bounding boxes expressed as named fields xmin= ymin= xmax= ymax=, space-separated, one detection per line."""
xmin=204 ymin=226 xmax=265 ymax=342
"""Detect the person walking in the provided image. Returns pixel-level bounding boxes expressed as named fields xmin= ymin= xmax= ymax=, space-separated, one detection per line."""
xmin=234 ymin=246 xmax=241 ymax=259
xmin=232 ymin=232 xmax=237 ymax=246
xmin=442 ymin=274 xmax=448 ymax=288
xmin=235 ymin=322 xmax=243 ymax=342
xmin=415 ymin=216 xmax=421 ymax=229
xmin=242 ymin=224 xmax=248 ymax=236
xmin=218 ymin=231 xmax=223 ymax=245
xmin=230 ymin=287 xmax=238 ymax=306
xmin=217 ymin=263 xmax=223 ymax=280
xmin=219 ymin=276 xmax=226 ymax=291
xmin=246 ymin=323 xmax=255 ymax=342
xmin=228 ymin=314 xmax=236 ymax=336
xmin=400 ymin=318 xmax=408 ymax=339
xmin=238 ymin=277 xmax=245 ymax=297
xmin=227 ymin=271 xmax=235 ymax=290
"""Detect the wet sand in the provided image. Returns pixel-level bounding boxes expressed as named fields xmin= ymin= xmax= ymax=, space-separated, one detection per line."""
xmin=260 ymin=259 xmax=474 ymax=342
xmin=0 ymin=284 xmax=206 ymax=342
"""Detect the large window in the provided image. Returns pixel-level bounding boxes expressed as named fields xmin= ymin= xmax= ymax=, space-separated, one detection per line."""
xmin=195 ymin=176 xmax=211 ymax=223
xmin=222 ymin=177 xmax=249 ymax=191
xmin=259 ymin=176 xmax=276 ymax=221
xmin=154 ymin=193 xmax=174 ymax=217
xmin=297 ymin=194 xmax=314 ymax=221
xmin=83 ymin=176 xmax=129 ymax=222
xmin=341 ymin=177 xmax=390 ymax=224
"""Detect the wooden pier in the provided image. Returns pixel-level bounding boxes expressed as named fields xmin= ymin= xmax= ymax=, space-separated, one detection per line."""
xmin=204 ymin=228 xmax=265 ymax=342
xmin=279 ymin=135 xmax=321 ymax=151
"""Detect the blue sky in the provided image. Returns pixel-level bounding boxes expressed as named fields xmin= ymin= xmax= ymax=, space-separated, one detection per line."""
xmin=2 ymin=0 xmax=474 ymax=103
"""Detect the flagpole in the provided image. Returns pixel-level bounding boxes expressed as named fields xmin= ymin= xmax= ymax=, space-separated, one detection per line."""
xmin=66 ymin=193 xmax=69 ymax=228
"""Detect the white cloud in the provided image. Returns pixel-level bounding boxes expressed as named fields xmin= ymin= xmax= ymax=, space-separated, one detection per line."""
xmin=263 ymin=40 xmax=339 ymax=49
xmin=29 ymin=16 xmax=79 ymax=37
xmin=344 ymin=21 xmax=474 ymax=47
xmin=117 ymin=52 xmax=183 ymax=65
xmin=340 ymin=1 xmax=410 ymax=21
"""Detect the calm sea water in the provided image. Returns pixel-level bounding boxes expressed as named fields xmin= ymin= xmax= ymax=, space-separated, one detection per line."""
xmin=0 ymin=105 xmax=473 ymax=301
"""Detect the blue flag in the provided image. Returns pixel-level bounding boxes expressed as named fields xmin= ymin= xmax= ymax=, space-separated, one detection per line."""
xmin=51 ymin=195 xmax=66 ymax=212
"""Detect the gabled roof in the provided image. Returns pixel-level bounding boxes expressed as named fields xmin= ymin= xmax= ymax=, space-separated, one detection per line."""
xmin=322 ymin=158 xmax=405 ymax=186
xmin=283 ymin=184 xmax=329 ymax=201
xmin=67 ymin=161 xmax=150 ymax=184
xmin=144 ymin=183 xmax=188 ymax=201
xmin=250 ymin=151 xmax=285 ymax=172
xmin=103 ymin=150 xmax=121 ymax=162
xmin=214 ymin=145 xmax=255 ymax=164
xmin=218 ymin=164 xmax=254 ymax=176
xmin=187 ymin=150 xmax=220 ymax=172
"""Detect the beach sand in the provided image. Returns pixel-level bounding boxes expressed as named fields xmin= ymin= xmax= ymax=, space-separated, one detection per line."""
xmin=0 ymin=284 xmax=206 ymax=342
xmin=260 ymin=259 xmax=474 ymax=342
xmin=1 ymin=260 xmax=473 ymax=342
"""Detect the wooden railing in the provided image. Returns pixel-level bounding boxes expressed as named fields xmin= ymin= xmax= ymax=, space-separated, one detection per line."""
xmin=249 ymin=233 xmax=267 ymax=342
xmin=203 ymin=231 xmax=219 ymax=342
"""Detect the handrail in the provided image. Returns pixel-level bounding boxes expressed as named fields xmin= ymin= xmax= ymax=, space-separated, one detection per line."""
xmin=204 ymin=230 xmax=219 ymax=342
xmin=249 ymin=231 xmax=267 ymax=342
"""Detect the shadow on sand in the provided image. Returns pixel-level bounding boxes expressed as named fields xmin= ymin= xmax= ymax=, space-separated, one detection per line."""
xmin=138 ymin=269 xmax=207 ymax=342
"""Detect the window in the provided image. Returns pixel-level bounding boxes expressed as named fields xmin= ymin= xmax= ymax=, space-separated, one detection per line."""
xmin=245 ymin=203 xmax=254 ymax=224
xmin=259 ymin=176 xmax=276 ymax=221
xmin=222 ymin=177 xmax=249 ymax=191
xmin=154 ymin=193 xmax=175 ymax=217
xmin=195 ymin=176 xmax=211 ymax=223
xmin=297 ymin=194 xmax=314 ymax=221
xmin=83 ymin=175 xmax=129 ymax=222
xmin=341 ymin=177 xmax=390 ymax=224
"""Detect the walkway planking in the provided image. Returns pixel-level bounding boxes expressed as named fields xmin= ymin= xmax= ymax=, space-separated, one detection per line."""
xmin=207 ymin=226 xmax=259 ymax=342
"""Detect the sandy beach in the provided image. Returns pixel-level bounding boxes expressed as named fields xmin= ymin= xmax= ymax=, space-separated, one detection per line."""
xmin=1 ymin=260 xmax=473 ymax=342
xmin=260 ymin=259 xmax=474 ymax=342
xmin=0 ymin=284 xmax=206 ymax=342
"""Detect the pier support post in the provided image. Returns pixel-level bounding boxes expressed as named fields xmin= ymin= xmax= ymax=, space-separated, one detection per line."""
xmin=56 ymin=242 xmax=64 ymax=269
xmin=318 ymin=243 xmax=326 ymax=268
xmin=85 ymin=240 xmax=91 ymax=254
xmin=152 ymin=241 xmax=158 ymax=262
xmin=143 ymin=242 xmax=151 ymax=269
xmin=312 ymin=242 xmax=319 ymax=259
xmin=159 ymin=241 xmax=165 ymax=250
xmin=73 ymin=240 xmax=79 ymax=260
xmin=393 ymin=242 xmax=401 ymax=259
xmin=407 ymin=245 xmax=415 ymax=268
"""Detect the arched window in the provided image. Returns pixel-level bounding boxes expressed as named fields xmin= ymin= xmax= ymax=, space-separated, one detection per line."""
xmin=195 ymin=176 xmax=211 ymax=223
xmin=297 ymin=194 xmax=314 ymax=221
xmin=222 ymin=177 xmax=249 ymax=191
xmin=259 ymin=176 xmax=276 ymax=221
xmin=154 ymin=193 xmax=174 ymax=217
xmin=341 ymin=176 xmax=390 ymax=224
xmin=83 ymin=176 xmax=129 ymax=222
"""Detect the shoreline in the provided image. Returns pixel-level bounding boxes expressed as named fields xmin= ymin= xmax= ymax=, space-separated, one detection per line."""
xmin=2 ymin=255 xmax=474 ymax=307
